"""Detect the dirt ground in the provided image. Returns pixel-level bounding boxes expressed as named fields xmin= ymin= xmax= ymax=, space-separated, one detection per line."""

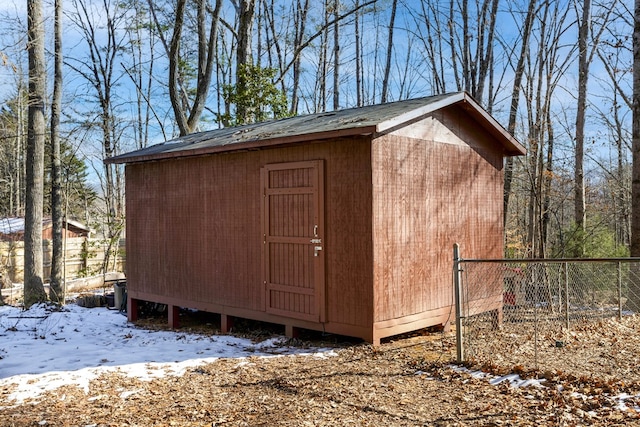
xmin=1 ymin=312 xmax=640 ymax=427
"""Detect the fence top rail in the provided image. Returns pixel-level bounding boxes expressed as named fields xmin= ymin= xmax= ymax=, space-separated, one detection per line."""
xmin=458 ymin=257 xmax=640 ymax=264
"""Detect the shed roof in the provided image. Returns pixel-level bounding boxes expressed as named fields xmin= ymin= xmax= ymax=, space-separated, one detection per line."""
xmin=106 ymin=91 xmax=525 ymax=164
xmin=0 ymin=217 xmax=91 ymax=236
xmin=0 ymin=217 xmax=25 ymax=235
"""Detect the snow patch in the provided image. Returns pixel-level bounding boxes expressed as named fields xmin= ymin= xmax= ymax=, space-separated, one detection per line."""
xmin=0 ymin=303 xmax=334 ymax=404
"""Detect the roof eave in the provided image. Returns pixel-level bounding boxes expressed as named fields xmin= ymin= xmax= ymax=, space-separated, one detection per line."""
xmin=457 ymin=95 xmax=526 ymax=157
xmin=105 ymin=125 xmax=378 ymax=165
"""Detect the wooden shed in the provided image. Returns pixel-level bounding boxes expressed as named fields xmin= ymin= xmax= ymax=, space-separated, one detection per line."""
xmin=107 ymin=92 xmax=525 ymax=344
xmin=0 ymin=217 xmax=91 ymax=242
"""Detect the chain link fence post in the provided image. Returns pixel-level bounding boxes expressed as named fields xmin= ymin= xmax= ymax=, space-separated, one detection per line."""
xmin=564 ymin=262 xmax=569 ymax=331
xmin=453 ymin=243 xmax=464 ymax=363
xmin=618 ymin=261 xmax=623 ymax=320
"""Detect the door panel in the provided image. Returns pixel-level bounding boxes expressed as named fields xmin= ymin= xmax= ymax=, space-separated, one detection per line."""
xmin=261 ymin=161 xmax=325 ymax=322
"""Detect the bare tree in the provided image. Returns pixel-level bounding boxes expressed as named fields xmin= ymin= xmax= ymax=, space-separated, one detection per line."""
xmin=380 ymin=0 xmax=397 ymax=103
xmin=265 ymin=0 xmax=376 ymax=111
xmin=522 ymin=0 xmax=572 ymax=257
xmin=409 ymin=0 xmax=499 ymax=105
xmin=354 ymin=0 xmax=363 ymax=106
xmin=0 ymin=88 xmax=26 ymax=218
xmin=630 ymin=0 xmax=640 ymax=312
xmin=447 ymin=0 xmax=498 ymax=101
xmin=595 ymin=30 xmax=632 ymax=248
xmin=333 ymin=0 xmax=340 ymax=110
xmin=573 ymin=0 xmax=617 ymax=256
xmin=67 ymin=0 xmax=128 ymax=272
xmin=49 ymin=0 xmax=64 ymax=303
xmin=573 ymin=0 xmax=591 ymax=246
xmin=121 ymin=0 xmax=166 ymax=148
xmin=503 ymin=0 xmax=537 ymax=229
xmin=24 ymin=0 xmax=47 ymax=306
xmin=411 ymin=1 xmax=447 ymax=94
xmin=0 ymin=18 xmax=28 ymax=218
xmin=316 ymin=0 xmax=330 ymax=112
xmin=291 ymin=0 xmax=311 ymax=114
xmin=235 ymin=0 xmax=257 ymax=122
xmin=259 ymin=0 xmax=311 ymax=115
xmin=149 ymin=0 xmax=222 ymax=136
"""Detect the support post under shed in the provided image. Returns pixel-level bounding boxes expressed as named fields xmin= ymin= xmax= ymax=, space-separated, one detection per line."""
xmin=168 ymin=305 xmax=180 ymax=329
xmin=221 ymin=314 xmax=234 ymax=333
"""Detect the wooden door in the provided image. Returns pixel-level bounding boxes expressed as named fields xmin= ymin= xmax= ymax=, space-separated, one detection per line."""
xmin=261 ymin=160 xmax=325 ymax=322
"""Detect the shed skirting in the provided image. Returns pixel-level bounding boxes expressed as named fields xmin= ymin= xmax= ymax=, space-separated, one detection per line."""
xmin=371 ymin=294 xmax=503 ymax=345
xmin=372 ymin=306 xmax=454 ymax=345
xmin=127 ymin=290 xmax=372 ymax=343
xmin=128 ymin=290 xmax=499 ymax=346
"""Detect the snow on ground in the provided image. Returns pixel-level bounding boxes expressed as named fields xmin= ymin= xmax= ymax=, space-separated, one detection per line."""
xmin=0 ymin=303 xmax=336 ymax=404
xmin=3 ymin=303 xmax=639 ymax=413
xmin=449 ymin=362 xmax=640 ymax=413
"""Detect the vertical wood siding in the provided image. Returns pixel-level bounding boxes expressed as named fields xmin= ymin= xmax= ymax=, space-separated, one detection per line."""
xmin=126 ymin=137 xmax=373 ymax=329
xmin=371 ymin=107 xmax=504 ymax=323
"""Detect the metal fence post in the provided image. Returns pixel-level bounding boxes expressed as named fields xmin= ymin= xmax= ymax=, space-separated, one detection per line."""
xmin=564 ymin=262 xmax=569 ymax=331
xmin=618 ymin=261 xmax=623 ymax=320
xmin=453 ymin=243 xmax=464 ymax=363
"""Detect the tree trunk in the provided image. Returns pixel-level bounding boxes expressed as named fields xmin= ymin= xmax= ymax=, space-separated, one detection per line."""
xmin=260 ymin=0 xmax=286 ymax=104
xmin=333 ymin=0 xmax=340 ymax=110
xmin=574 ymin=0 xmax=590 ymax=256
xmin=629 ymin=0 xmax=640 ymax=312
xmin=168 ymin=0 xmax=188 ymax=134
xmin=25 ymin=0 xmax=47 ymax=307
xmin=416 ymin=0 xmax=446 ymax=94
xmin=615 ymin=95 xmax=630 ymax=247
xmin=236 ymin=0 xmax=256 ymax=122
xmin=317 ymin=0 xmax=329 ymax=112
xmin=188 ymin=0 xmax=222 ymax=131
xmin=572 ymin=0 xmax=615 ymax=255
xmin=49 ymin=0 xmax=64 ymax=303
xmin=461 ymin=0 xmax=471 ymax=93
xmin=381 ymin=0 xmax=397 ymax=103
xmin=286 ymin=0 xmax=309 ymax=115
xmin=160 ymin=0 xmax=222 ymax=136
xmin=355 ymin=0 xmax=362 ymax=107
xmin=503 ymin=0 xmax=536 ymax=229
xmin=476 ymin=0 xmax=499 ymax=105
xmin=541 ymin=108 xmax=554 ymax=258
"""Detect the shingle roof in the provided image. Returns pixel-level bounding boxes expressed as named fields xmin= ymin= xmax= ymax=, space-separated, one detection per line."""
xmin=106 ymin=92 xmax=525 ymax=164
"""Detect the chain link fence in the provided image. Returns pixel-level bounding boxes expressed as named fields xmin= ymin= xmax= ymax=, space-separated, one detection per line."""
xmin=453 ymin=245 xmax=640 ymax=381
